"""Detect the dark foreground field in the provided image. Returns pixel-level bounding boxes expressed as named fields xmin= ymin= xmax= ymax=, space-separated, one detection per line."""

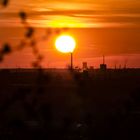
xmin=0 ymin=68 xmax=140 ymax=139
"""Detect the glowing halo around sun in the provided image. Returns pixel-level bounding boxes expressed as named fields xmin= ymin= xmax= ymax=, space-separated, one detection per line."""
xmin=55 ymin=35 xmax=76 ymax=53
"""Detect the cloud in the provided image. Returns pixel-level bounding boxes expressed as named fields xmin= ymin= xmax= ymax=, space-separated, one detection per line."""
xmin=0 ymin=0 xmax=140 ymax=28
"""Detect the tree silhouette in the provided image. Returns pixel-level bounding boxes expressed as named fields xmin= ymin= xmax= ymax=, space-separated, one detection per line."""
xmin=0 ymin=0 xmax=68 ymax=68
xmin=0 ymin=0 xmax=9 ymax=7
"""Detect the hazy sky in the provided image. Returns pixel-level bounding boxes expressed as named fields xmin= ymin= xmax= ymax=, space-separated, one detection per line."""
xmin=0 ymin=0 xmax=140 ymax=68
xmin=1 ymin=0 xmax=140 ymax=27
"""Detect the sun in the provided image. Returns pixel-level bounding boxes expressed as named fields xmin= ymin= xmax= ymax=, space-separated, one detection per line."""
xmin=55 ymin=35 xmax=76 ymax=53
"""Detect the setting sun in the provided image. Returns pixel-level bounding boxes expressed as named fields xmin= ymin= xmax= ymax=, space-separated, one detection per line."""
xmin=55 ymin=35 xmax=76 ymax=53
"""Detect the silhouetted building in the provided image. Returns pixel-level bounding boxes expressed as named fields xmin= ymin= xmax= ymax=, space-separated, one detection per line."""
xmin=100 ymin=64 xmax=107 ymax=71
xmin=100 ymin=55 xmax=107 ymax=71
xmin=83 ymin=62 xmax=88 ymax=70
xmin=89 ymin=66 xmax=94 ymax=70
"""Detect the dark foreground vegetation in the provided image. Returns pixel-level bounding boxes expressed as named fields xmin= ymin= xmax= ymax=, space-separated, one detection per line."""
xmin=0 ymin=68 xmax=140 ymax=139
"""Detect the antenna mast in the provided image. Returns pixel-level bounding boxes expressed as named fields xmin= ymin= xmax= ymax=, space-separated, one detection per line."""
xmin=103 ymin=55 xmax=105 ymax=64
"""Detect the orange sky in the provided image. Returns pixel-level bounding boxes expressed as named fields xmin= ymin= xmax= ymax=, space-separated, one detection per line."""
xmin=0 ymin=0 xmax=140 ymax=68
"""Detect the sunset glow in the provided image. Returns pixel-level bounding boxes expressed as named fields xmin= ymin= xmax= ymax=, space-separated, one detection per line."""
xmin=1 ymin=1 xmax=140 ymax=138
xmin=55 ymin=35 xmax=76 ymax=53
xmin=0 ymin=0 xmax=140 ymax=68
xmin=48 ymin=16 xmax=87 ymax=28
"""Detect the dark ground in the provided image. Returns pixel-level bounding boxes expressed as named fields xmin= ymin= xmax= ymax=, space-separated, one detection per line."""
xmin=0 ymin=68 xmax=140 ymax=139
